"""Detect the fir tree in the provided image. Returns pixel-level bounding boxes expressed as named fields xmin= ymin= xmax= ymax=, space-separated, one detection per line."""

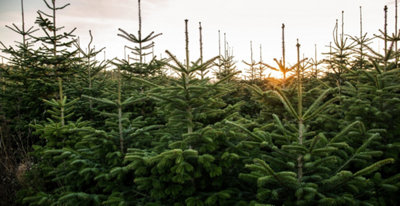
xmin=243 ymin=41 xmax=257 ymax=83
xmin=323 ymin=12 xmax=355 ymax=86
xmin=33 ymin=0 xmax=81 ymax=126
xmin=230 ymin=39 xmax=394 ymax=205
xmin=262 ymin=24 xmax=307 ymax=88
xmin=214 ymin=32 xmax=239 ymax=81
xmin=117 ymin=0 xmax=163 ymax=77
xmin=340 ymin=52 xmax=400 ymax=204
xmin=68 ymin=30 xmax=109 ymax=123
xmin=122 ymin=19 xmax=248 ymax=205
xmin=257 ymin=44 xmax=267 ymax=80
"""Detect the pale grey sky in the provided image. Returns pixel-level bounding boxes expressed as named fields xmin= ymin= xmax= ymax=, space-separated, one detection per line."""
xmin=0 ymin=0 xmax=397 ymax=76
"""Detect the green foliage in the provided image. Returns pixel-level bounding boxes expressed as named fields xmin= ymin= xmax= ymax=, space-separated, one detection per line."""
xmin=1 ymin=1 xmax=399 ymax=206
xmin=232 ymin=41 xmax=398 ymax=204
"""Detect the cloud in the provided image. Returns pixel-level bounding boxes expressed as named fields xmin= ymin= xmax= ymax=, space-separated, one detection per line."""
xmin=64 ymin=0 xmax=170 ymax=22
xmin=66 ymin=0 xmax=135 ymax=20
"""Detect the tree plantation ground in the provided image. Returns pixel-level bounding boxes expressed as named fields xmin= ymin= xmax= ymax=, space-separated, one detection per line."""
xmin=1 ymin=0 xmax=400 ymax=205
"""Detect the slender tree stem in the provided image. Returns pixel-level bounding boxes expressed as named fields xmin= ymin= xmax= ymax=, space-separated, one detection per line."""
xmin=282 ymin=23 xmax=286 ymax=67
xmin=341 ymin=11 xmax=344 ymax=42
xmin=185 ymin=20 xmax=189 ymax=72
xmin=224 ymin=33 xmax=227 ymax=58
xmin=151 ymin=42 xmax=154 ymax=59
xmin=0 ymin=58 xmax=3 ymax=100
xmin=250 ymin=41 xmax=253 ymax=63
xmin=21 ymin=0 xmax=26 ymax=47
xmin=184 ymin=19 xmax=193 ymax=135
xmin=88 ymin=31 xmax=93 ymax=110
xmin=124 ymin=46 xmax=127 ymax=60
xmin=51 ymin=0 xmax=65 ymax=126
xmin=58 ymin=77 xmax=65 ymax=126
xmin=340 ymin=12 xmax=344 ymax=78
xmin=282 ymin=24 xmax=287 ymax=87
xmin=199 ymin=22 xmax=204 ymax=79
xmin=138 ymin=0 xmax=143 ymax=64
xmin=296 ymin=39 xmax=303 ymax=182
xmin=360 ymin=6 xmax=363 ymax=70
xmin=315 ymin=44 xmax=318 ymax=77
xmin=118 ymin=66 xmax=123 ymax=153
xmin=384 ymin=5 xmax=388 ymax=70
xmin=296 ymin=39 xmax=302 ymax=118
xmin=218 ymin=30 xmax=221 ymax=73
xmin=396 ymin=0 xmax=398 ymax=67
xmin=259 ymin=44 xmax=263 ymax=79
xmin=250 ymin=41 xmax=255 ymax=81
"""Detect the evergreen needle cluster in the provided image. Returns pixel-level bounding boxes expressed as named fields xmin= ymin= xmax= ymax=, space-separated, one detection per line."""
xmin=0 ymin=0 xmax=399 ymax=205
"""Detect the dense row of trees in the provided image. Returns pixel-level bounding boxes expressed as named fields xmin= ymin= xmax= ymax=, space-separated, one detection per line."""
xmin=1 ymin=0 xmax=399 ymax=205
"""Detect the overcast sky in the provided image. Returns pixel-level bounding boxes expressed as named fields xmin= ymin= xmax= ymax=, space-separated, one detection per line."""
xmin=0 ymin=0 xmax=397 ymax=76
